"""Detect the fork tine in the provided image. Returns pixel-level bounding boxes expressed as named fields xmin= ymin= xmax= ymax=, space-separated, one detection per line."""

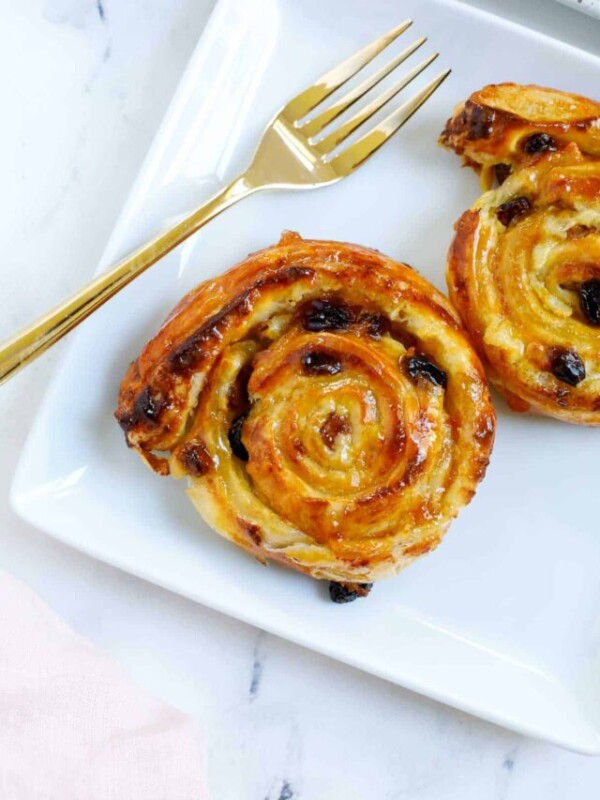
xmin=282 ymin=20 xmax=413 ymax=122
xmin=328 ymin=69 xmax=451 ymax=175
xmin=299 ymin=36 xmax=427 ymax=139
xmin=314 ymin=53 xmax=439 ymax=155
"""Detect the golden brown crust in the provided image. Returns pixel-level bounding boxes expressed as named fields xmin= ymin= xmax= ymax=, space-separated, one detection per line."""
xmin=440 ymin=83 xmax=600 ymax=189
xmin=116 ymin=232 xmax=495 ymax=582
xmin=447 ymin=144 xmax=600 ymax=425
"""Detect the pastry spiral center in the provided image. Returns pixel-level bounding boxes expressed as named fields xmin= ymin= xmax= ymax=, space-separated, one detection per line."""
xmin=240 ymin=326 xmax=447 ymax=544
xmin=449 ymin=149 xmax=600 ymax=421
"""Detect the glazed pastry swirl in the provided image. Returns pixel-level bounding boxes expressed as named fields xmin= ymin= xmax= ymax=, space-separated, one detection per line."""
xmin=116 ymin=233 xmax=495 ymax=583
xmin=440 ymin=83 xmax=600 ymax=189
xmin=443 ymin=83 xmax=600 ymax=424
xmin=448 ymin=145 xmax=600 ymax=424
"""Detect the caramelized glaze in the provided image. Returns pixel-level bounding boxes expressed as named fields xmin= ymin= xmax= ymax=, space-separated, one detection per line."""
xmin=444 ymin=86 xmax=600 ymax=424
xmin=116 ymin=233 xmax=495 ymax=583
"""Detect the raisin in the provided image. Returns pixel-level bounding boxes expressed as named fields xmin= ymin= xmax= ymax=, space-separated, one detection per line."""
xmin=496 ymin=196 xmax=531 ymax=227
xmin=328 ymin=581 xmax=373 ymax=604
xmin=494 ymin=163 xmax=511 ymax=186
xmin=228 ymin=413 xmax=249 ymax=461
xmin=361 ymin=313 xmax=391 ymax=338
xmin=239 ymin=521 xmax=261 ymax=545
xmin=466 ymin=104 xmax=495 ymax=140
xmin=116 ymin=387 xmax=164 ymax=432
xmin=137 ymin=388 xmax=160 ymax=420
xmin=301 ymin=299 xmax=352 ymax=332
xmin=319 ymin=412 xmax=350 ymax=449
xmin=179 ymin=440 xmax=213 ymax=477
xmin=566 ymin=224 xmax=594 ymax=240
xmin=579 ymin=280 xmax=600 ymax=325
xmin=301 ymin=350 xmax=343 ymax=376
xmin=227 ymin=362 xmax=252 ymax=412
xmin=406 ymin=355 xmax=447 ymax=388
xmin=522 ymin=132 xmax=557 ymax=154
xmin=550 ymin=347 xmax=586 ymax=386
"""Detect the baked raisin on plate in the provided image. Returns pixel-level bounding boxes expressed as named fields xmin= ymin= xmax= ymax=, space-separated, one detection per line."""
xmin=116 ymin=233 xmax=495 ymax=599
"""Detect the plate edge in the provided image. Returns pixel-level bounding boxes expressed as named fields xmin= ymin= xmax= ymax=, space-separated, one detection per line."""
xmin=10 ymin=481 xmax=600 ymax=756
xmin=10 ymin=0 xmax=600 ymax=754
xmin=439 ymin=0 xmax=600 ymax=65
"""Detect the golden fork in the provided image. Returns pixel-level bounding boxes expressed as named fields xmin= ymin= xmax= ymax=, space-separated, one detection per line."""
xmin=0 ymin=20 xmax=449 ymax=385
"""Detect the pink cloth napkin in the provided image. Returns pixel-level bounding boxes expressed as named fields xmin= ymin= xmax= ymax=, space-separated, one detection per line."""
xmin=0 ymin=571 xmax=207 ymax=800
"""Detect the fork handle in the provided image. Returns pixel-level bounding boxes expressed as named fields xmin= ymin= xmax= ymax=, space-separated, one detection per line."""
xmin=0 ymin=174 xmax=257 ymax=385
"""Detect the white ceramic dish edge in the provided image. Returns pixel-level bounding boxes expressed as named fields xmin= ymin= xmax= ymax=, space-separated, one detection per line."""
xmin=11 ymin=0 xmax=600 ymax=754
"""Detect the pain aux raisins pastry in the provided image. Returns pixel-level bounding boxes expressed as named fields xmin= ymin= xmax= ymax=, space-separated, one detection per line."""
xmin=443 ymin=84 xmax=600 ymax=425
xmin=440 ymin=82 xmax=600 ymax=189
xmin=116 ymin=232 xmax=495 ymax=600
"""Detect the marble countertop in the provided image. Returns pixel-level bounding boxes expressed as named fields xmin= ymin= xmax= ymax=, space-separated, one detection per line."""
xmin=2 ymin=1 xmax=600 ymax=797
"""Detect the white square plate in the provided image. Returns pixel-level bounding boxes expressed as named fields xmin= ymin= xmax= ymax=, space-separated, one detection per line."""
xmin=12 ymin=0 xmax=600 ymax=752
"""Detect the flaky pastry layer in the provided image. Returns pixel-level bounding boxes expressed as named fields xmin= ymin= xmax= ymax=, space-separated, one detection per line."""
xmin=116 ymin=233 xmax=495 ymax=582
xmin=441 ymin=82 xmax=600 ymax=189
xmin=443 ymin=84 xmax=600 ymax=424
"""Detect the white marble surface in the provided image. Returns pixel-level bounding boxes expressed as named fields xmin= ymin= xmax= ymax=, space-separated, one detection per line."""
xmin=2 ymin=1 xmax=600 ymax=798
